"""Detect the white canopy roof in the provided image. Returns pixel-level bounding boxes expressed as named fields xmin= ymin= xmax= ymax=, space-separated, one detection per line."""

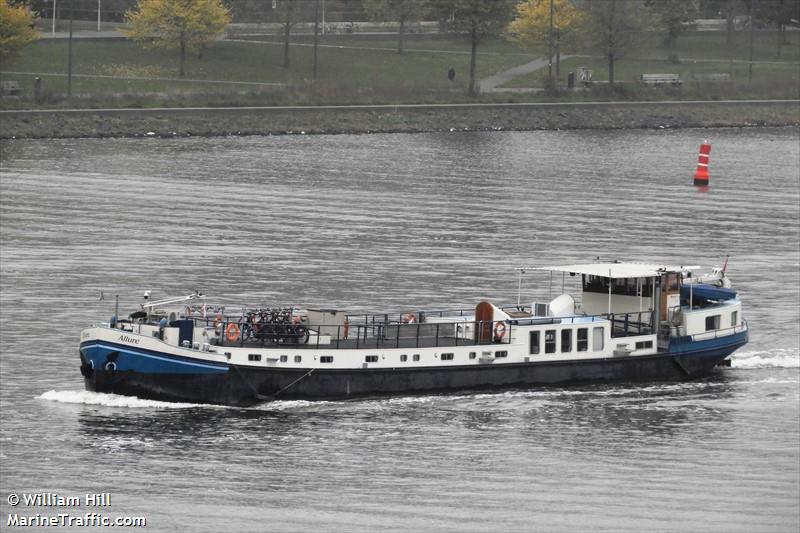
xmin=525 ymin=262 xmax=700 ymax=279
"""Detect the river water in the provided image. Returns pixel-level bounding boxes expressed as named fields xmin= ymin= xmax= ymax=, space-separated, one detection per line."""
xmin=1 ymin=128 xmax=798 ymax=532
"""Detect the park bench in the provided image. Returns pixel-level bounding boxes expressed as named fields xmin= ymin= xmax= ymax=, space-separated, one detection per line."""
xmin=640 ymin=73 xmax=683 ymax=86
xmin=0 ymin=80 xmax=22 ymax=97
xmin=691 ymin=73 xmax=731 ymax=82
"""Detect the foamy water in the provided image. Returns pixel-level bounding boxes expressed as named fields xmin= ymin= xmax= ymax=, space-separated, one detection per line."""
xmin=731 ymin=349 xmax=800 ymax=369
xmin=2 ymin=128 xmax=798 ymax=533
xmin=38 ymin=390 xmax=212 ymax=409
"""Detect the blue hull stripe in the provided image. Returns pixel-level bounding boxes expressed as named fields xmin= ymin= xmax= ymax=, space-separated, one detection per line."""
xmin=81 ymin=340 xmax=228 ymax=374
xmin=668 ymin=330 xmax=748 ymax=356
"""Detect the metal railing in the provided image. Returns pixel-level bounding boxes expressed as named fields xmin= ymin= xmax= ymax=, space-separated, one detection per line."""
xmin=204 ymin=317 xmax=513 ymax=350
xmin=668 ymin=321 xmax=748 ymax=345
xmin=605 ymin=311 xmax=654 ymax=338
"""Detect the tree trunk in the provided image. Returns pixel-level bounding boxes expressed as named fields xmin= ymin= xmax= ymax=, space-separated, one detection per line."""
xmin=283 ymin=0 xmax=293 ymax=68
xmin=313 ymin=0 xmax=319 ymax=82
xmin=667 ymin=32 xmax=677 ymax=62
xmin=468 ymin=32 xmax=478 ymax=96
xmin=398 ymin=15 xmax=405 ymax=54
xmin=180 ymin=39 xmax=186 ymax=77
xmin=608 ymin=52 xmax=614 ymax=86
xmin=556 ymin=40 xmax=560 ymax=79
xmin=726 ymin=0 xmax=734 ymax=45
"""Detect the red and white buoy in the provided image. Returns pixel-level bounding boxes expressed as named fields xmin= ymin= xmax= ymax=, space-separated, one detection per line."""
xmin=694 ymin=140 xmax=711 ymax=187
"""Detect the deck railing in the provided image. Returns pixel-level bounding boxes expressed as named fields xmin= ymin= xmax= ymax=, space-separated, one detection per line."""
xmin=205 ymin=318 xmax=514 ymax=350
xmin=668 ymin=321 xmax=748 ymax=345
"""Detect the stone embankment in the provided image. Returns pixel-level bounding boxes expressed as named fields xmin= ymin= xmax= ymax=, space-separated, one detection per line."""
xmin=1 ymin=100 xmax=797 ymax=139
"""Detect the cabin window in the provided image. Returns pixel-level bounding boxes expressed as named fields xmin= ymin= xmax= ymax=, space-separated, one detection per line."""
xmin=705 ymin=315 xmax=721 ymax=331
xmin=593 ymin=327 xmax=604 ymax=351
xmin=294 ymin=355 xmax=302 ymax=363
xmin=545 ymin=330 xmax=556 ymax=353
xmin=529 ymin=331 xmax=540 ymax=354
xmin=365 ymin=355 xmax=378 ymax=363
xmin=441 ymin=353 xmax=454 ymax=361
xmin=731 ymin=311 xmax=738 ymax=327
xmin=577 ymin=328 xmax=588 ymax=352
xmin=413 ymin=354 xmax=420 ymax=362
xmin=248 ymin=353 xmax=261 ymax=362
xmin=635 ymin=340 xmax=653 ymax=350
xmin=469 ymin=351 xmax=477 ymax=359
xmin=495 ymin=350 xmax=508 ymax=358
xmin=280 ymin=355 xmax=288 ymax=363
xmin=400 ymin=354 xmax=408 ymax=362
xmin=561 ymin=330 xmax=572 ymax=353
xmin=320 ymin=356 xmax=334 ymax=363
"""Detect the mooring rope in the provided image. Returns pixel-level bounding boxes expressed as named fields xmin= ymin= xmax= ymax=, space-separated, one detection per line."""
xmin=273 ymin=368 xmax=316 ymax=398
xmin=230 ymin=365 xmax=272 ymax=402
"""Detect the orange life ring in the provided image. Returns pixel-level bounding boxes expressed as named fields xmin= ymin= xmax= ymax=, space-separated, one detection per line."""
xmin=493 ymin=322 xmax=507 ymax=340
xmin=225 ymin=323 xmax=239 ymax=342
xmin=403 ymin=313 xmax=416 ymax=324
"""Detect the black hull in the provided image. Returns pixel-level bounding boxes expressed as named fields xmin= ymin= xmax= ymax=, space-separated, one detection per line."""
xmin=84 ymin=351 xmax=733 ymax=406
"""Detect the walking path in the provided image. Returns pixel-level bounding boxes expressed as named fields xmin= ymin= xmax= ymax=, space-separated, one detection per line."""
xmin=478 ymin=57 xmax=550 ymax=93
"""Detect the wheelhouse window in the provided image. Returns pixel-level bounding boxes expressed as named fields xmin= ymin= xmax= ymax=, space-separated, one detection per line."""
xmin=583 ymin=275 xmax=653 ymax=296
xmin=320 ymin=356 xmax=334 ymax=363
xmin=577 ymin=328 xmax=588 ymax=352
xmin=731 ymin=311 xmax=738 ymax=327
xmin=592 ymin=327 xmax=604 ymax=351
xmin=705 ymin=315 xmax=721 ymax=331
xmin=561 ymin=330 xmax=572 ymax=353
xmin=545 ymin=330 xmax=556 ymax=354
xmin=529 ymin=331 xmax=540 ymax=354
xmin=365 ymin=355 xmax=378 ymax=363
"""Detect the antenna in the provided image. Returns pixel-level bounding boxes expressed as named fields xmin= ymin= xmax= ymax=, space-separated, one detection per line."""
xmin=721 ymin=255 xmax=729 ymax=274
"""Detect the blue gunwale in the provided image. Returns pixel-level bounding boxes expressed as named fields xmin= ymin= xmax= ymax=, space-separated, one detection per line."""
xmin=80 ymin=340 xmax=229 ymax=373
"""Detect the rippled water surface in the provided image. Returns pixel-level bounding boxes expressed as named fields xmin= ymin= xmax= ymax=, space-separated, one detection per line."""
xmin=1 ymin=128 xmax=798 ymax=532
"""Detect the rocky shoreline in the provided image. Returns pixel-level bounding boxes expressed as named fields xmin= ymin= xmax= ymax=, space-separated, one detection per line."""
xmin=1 ymin=101 xmax=797 ymax=139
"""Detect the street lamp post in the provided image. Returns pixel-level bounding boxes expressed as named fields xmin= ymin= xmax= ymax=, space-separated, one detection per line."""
xmin=67 ymin=0 xmax=73 ymax=97
xmin=548 ymin=0 xmax=554 ymax=82
xmin=313 ymin=0 xmax=320 ymax=82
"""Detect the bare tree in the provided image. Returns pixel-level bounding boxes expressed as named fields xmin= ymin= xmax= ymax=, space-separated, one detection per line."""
xmin=363 ymin=0 xmax=430 ymax=54
xmin=583 ymin=0 xmax=647 ymax=85
xmin=433 ymin=0 xmax=517 ymax=96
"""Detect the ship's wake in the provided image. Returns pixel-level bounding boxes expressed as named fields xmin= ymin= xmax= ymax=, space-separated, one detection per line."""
xmin=730 ymin=349 xmax=799 ymax=369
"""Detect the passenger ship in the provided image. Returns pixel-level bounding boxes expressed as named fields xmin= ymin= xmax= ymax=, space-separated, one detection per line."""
xmin=78 ymin=262 xmax=748 ymax=405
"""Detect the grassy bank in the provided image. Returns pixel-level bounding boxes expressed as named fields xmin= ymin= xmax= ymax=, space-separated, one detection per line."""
xmin=2 ymin=101 xmax=797 ymax=139
xmin=503 ymin=31 xmax=799 ymax=100
xmin=1 ymin=30 xmax=798 ymax=111
xmin=0 ymin=35 xmax=537 ymax=108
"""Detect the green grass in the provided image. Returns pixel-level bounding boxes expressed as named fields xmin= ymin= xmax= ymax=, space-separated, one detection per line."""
xmin=0 ymin=34 xmax=539 ymax=107
xmin=0 ymin=29 xmax=797 ymax=108
xmin=501 ymin=29 xmax=800 ymax=96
